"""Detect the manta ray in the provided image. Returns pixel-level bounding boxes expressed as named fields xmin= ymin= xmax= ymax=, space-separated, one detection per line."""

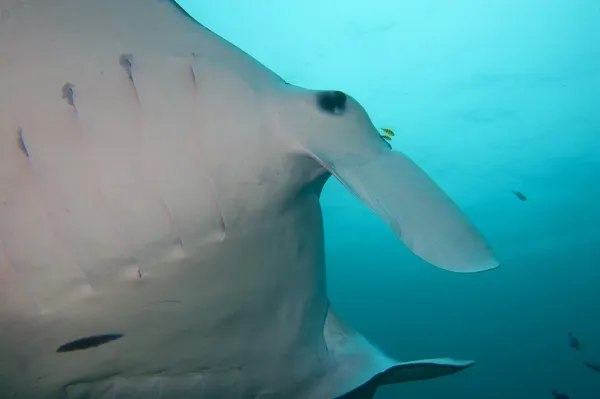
xmin=0 ymin=0 xmax=499 ymax=397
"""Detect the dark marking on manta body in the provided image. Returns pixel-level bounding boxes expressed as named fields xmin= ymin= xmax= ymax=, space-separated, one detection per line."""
xmin=188 ymin=64 xmax=197 ymax=91
xmin=119 ymin=53 xmax=134 ymax=82
xmin=17 ymin=127 xmax=29 ymax=157
xmin=61 ymin=82 xmax=75 ymax=107
xmin=56 ymin=334 xmax=124 ymax=353
xmin=316 ymin=90 xmax=347 ymax=115
xmin=119 ymin=53 xmax=142 ymax=103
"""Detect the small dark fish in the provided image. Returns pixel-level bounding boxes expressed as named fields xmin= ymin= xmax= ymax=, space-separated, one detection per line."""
xmin=584 ymin=361 xmax=600 ymax=372
xmin=568 ymin=332 xmax=580 ymax=351
xmin=552 ymin=390 xmax=569 ymax=399
xmin=512 ymin=191 xmax=527 ymax=201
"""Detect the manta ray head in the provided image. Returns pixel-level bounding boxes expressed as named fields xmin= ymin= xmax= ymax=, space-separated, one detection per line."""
xmin=267 ymin=85 xmax=388 ymax=171
xmin=263 ymin=81 xmax=498 ymax=273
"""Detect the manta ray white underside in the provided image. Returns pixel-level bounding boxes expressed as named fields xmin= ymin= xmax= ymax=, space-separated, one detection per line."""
xmin=0 ymin=0 xmax=499 ymax=398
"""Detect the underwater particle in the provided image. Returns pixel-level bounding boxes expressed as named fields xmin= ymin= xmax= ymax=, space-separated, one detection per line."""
xmin=552 ymin=391 xmax=569 ymax=399
xmin=584 ymin=361 xmax=600 ymax=372
xmin=568 ymin=332 xmax=580 ymax=350
xmin=56 ymin=334 xmax=124 ymax=353
xmin=512 ymin=191 xmax=527 ymax=201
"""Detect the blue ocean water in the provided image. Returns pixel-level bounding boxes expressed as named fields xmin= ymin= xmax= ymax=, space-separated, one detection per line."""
xmin=179 ymin=1 xmax=600 ymax=398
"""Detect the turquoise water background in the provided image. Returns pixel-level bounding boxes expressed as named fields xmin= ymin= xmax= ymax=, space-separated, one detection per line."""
xmin=179 ymin=1 xmax=600 ymax=397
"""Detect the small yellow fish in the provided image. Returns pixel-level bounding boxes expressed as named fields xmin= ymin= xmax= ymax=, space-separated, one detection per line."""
xmin=381 ymin=135 xmax=392 ymax=141
xmin=381 ymin=128 xmax=395 ymax=137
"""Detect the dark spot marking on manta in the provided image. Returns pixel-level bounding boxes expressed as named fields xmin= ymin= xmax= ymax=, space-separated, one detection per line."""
xmin=62 ymin=83 xmax=75 ymax=107
xmin=119 ymin=53 xmax=134 ymax=82
xmin=17 ymin=127 xmax=29 ymax=157
xmin=316 ymin=90 xmax=347 ymax=115
xmin=56 ymin=334 xmax=124 ymax=353
xmin=173 ymin=236 xmax=183 ymax=248
xmin=189 ymin=65 xmax=198 ymax=91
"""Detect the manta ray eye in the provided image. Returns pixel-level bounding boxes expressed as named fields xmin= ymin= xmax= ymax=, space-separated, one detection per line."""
xmin=316 ymin=90 xmax=347 ymax=115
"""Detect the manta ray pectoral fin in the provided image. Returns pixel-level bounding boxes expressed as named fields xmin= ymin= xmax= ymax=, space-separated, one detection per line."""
xmin=284 ymin=88 xmax=499 ymax=272
xmin=368 ymin=357 xmax=475 ymax=385
xmin=335 ymin=359 xmax=475 ymax=399
xmin=321 ymin=308 xmax=474 ymax=399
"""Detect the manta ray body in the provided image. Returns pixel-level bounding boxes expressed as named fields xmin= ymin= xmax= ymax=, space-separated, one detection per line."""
xmin=0 ymin=0 xmax=498 ymax=397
